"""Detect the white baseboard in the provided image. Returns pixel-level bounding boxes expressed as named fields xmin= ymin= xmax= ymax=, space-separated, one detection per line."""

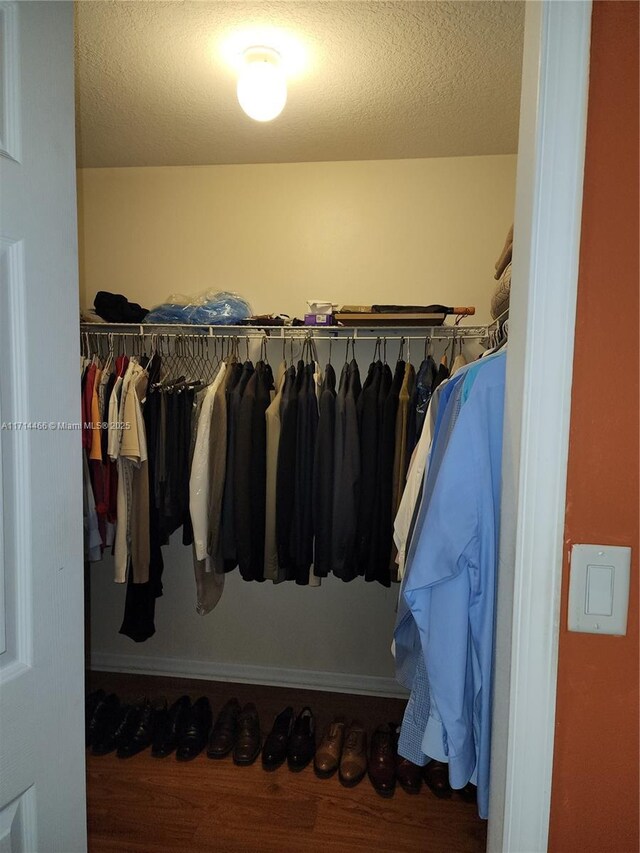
xmin=90 ymin=652 xmax=408 ymax=699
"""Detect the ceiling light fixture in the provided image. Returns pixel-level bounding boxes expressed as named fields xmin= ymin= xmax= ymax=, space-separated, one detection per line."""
xmin=237 ymin=46 xmax=287 ymax=122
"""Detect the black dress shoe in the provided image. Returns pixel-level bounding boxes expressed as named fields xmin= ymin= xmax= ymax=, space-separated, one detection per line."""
xmin=207 ymin=698 xmax=241 ymax=759
xmin=233 ymin=703 xmax=261 ymax=766
xmin=176 ymin=697 xmax=212 ymax=762
xmin=458 ymin=782 xmax=477 ymax=803
xmin=261 ymin=707 xmax=293 ymax=771
xmin=423 ymin=760 xmax=452 ymax=799
xmin=287 ymin=707 xmax=316 ymax=772
xmin=85 ymin=689 xmax=106 ymax=747
xmin=91 ymin=697 xmax=126 ymax=756
xmin=117 ymin=698 xmax=165 ymax=758
xmin=152 ymin=695 xmax=191 ymax=758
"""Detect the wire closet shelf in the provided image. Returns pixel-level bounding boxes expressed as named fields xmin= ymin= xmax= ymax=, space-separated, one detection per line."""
xmin=80 ymin=316 xmax=505 ymax=344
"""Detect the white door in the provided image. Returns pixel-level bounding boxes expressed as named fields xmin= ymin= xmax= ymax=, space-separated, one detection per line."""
xmin=0 ymin=2 xmax=86 ymax=851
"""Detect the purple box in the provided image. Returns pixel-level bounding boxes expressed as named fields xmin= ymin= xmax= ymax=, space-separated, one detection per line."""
xmin=304 ymin=313 xmax=334 ymax=326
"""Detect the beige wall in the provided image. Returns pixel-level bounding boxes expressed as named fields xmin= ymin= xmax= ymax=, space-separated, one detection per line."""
xmin=78 ymin=155 xmax=516 ymax=324
xmin=82 ymin=154 xmax=516 ymax=689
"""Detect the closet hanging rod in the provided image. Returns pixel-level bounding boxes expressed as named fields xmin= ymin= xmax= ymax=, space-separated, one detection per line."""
xmin=79 ymin=322 xmax=493 ymax=341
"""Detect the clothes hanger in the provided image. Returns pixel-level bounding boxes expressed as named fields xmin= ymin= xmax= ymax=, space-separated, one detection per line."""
xmin=441 ymin=330 xmax=453 ymax=368
xmin=260 ymin=334 xmax=269 ymax=365
xmin=397 ymin=336 xmax=406 ymax=364
xmin=423 ymin=334 xmax=432 ymax=361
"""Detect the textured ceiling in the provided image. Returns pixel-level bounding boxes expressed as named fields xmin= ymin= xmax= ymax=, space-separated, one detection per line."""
xmin=75 ymin=1 xmax=524 ymax=168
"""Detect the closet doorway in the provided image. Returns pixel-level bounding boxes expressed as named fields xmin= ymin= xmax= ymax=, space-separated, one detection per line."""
xmin=0 ymin=2 xmax=591 ymax=852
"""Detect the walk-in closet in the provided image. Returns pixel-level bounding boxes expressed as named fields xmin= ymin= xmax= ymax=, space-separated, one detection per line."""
xmin=75 ymin=3 xmax=521 ymax=851
xmin=4 ymin=1 xmax=636 ymax=851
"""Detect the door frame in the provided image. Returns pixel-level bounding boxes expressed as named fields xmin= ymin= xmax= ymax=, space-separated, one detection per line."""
xmin=489 ymin=2 xmax=592 ymax=851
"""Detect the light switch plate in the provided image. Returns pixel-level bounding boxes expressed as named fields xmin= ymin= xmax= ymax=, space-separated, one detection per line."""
xmin=568 ymin=544 xmax=631 ymax=635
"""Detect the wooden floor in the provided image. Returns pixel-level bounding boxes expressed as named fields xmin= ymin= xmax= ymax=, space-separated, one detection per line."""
xmin=86 ymin=673 xmax=487 ymax=853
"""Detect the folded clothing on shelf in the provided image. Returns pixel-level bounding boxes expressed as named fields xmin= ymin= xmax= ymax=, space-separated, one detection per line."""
xmin=94 ymin=291 xmax=149 ymax=323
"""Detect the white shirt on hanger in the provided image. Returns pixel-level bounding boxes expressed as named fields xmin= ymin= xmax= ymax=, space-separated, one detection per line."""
xmin=393 ymin=381 xmax=445 ymax=580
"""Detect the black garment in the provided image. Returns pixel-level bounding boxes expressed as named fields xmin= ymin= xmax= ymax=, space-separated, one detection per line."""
xmin=276 ymin=364 xmax=299 ymax=572
xmin=332 ymin=360 xmax=362 ymax=581
xmin=221 ymin=361 xmax=254 ymax=569
xmin=363 ymin=363 xmax=392 ymax=581
xmin=250 ymin=362 xmax=274 ymax=574
xmin=94 ymin=290 xmax=148 ymax=323
xmin=235 ymin=361 xmax=274 ymax=581
xmin=312 ymin=364 xmax=336 ymax=577
xmin=432 ymin=360 xmax=450 ymax=392
xmin=101 ymin=371 xmax=117 ymax=462
xmin=235 ymin=370 xmax=258 ymax=578
xmin=356 ymin=361 xmax=383 ymax=574
xmin=156 ymin=388 xmax=195 ymax=544
xmin=372 ymin=360 xmax=405 ymax=586
xmin=407 ymin=355 xmax=438 ymax=455
xmin=290 ymin=362 xmax=318 ymax=584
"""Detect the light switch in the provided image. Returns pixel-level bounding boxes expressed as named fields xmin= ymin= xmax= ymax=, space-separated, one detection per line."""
xmin=568 ymin=544 xmax=631 ymax=635
xmin=585 ymin=565 xmax=613 ymax=615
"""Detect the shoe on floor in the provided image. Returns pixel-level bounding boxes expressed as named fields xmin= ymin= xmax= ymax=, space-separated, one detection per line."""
xmin=176 ymin=696 xmax=212 ymax=761
xmin=423 ymin=760 xmax=453 ymax=799
xmin=287 ymin=707 xmax=315 ymax=772
xmin=314 ymin=717 xmax=346 ymax=778
xmin=117 ymin=698 xmax=166 ymax=758
xmin=338 ymin=721 xmax=367 ymax=788
xmin=207 ymin=698 xmax=241 ymax=759
xmin=90 ymin=694 xmax=122 ymax=756
xmin=261 ymin=707 xmax=294 ymax=771
xmin=368 ymin=722 xmax=399 ymax=797
xmin=233 ymin=703 xmax=261 ymax=766
xmin=152 ymin=695 xmax=191 ymax=758
xmin=396 ymin=756 xmax=423 ymax=794
xmin=85 ymin=689 xmax=106 ymax=747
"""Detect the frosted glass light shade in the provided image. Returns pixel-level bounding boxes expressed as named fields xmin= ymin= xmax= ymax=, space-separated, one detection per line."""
xmin=237 ymin=48 xmax=287 ymax=122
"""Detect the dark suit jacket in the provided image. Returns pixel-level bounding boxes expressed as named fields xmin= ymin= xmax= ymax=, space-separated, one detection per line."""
xmin=332 ymin=360 xmax=362 ymax=581
xmin=276 ymin=364 xmax=299 ymax=572
xmin=221 ymin=361 xmax=253 ymax=569
xmin=312 ymin=364 xmax=336 ymax=577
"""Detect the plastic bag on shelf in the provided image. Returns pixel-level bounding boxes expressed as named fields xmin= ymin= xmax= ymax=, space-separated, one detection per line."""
xmin=144 ymin=291 xmax=252 ymax=325
xmin=188 ymin=291 xmax=252 ymax=325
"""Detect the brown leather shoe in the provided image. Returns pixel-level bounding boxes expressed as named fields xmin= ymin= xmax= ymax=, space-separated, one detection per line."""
xmin=368 ymin=723 xmax=398 ymax=797
xmin=396 ymin=756 xmax=422 ymax=794
xmin=314 ymin=717 xmax=346 ymax=778
xmin=339 ymin=721 xmax=367 ymax=788
xmin=423 ymin=760 xmax=452 ymax=798
xmin=233 ymin=703 xmax=261 ymax=766
xmin=207 ymin=698 xmax=240 ymax=759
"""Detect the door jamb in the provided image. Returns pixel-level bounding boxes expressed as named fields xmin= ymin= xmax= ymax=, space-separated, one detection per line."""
xmin=488 ymin=2 xmax=592 ymax=851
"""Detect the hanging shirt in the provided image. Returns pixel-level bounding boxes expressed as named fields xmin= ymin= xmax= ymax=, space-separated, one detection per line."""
xmin=402 ymin=352 xmax=506 ymax=819
xmin=393 ymin=381 xmax=445 ymax=581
